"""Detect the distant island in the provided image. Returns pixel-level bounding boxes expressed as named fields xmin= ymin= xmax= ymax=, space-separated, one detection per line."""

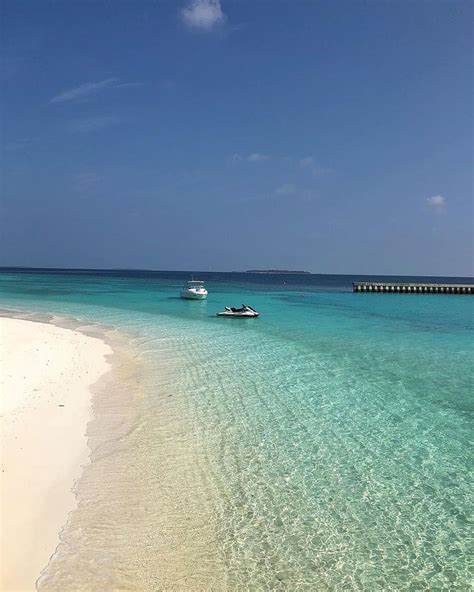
xmin=244 ymin=270 xmax=311 ymax=274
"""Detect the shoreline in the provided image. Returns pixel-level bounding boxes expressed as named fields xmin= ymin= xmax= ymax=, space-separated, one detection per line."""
xmin=1 ymin=308 xmax=225 ymax=591
xmin=0 ymin=315 xmax=113 ymax=591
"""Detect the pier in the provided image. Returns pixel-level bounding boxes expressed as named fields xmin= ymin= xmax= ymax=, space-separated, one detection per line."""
xmin=353 ymin=282 xmax=473 ymax=294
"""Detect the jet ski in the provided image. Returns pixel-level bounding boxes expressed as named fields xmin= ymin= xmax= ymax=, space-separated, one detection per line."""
xmin=216 ymin=304 xmax=259 ymax=318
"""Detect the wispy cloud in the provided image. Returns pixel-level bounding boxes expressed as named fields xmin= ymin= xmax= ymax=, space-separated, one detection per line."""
xmin=248 ymin=153 xmax=269 ymax=162
xmin=50 ymin=77 xmax=140 ymax=104
xmin=300 ymin=156 xmax=329 ymax=177
xmin=68 ymin=115 xmax=121 ymax=133
xmin=181 ymin=0 xmax=226 ymax=30
xmin=1 ymin=56 xmax=24 ymax=82
xmin=114 ymin=82 xmax=144 ymax=89
xmin=50 ymin=78 xmax=117 ymax=103
xmin=426 ymin=194 xmax=446 ymax=209
xmin=229 ymin=153 xmax=270 ymax=164
xmin=5 ymin=137 xmax=38 ymax=151
xmin=72 ymin=172 xmax=104 ymax=193
xmin=275 ymin=183 xmax=296 ymax=196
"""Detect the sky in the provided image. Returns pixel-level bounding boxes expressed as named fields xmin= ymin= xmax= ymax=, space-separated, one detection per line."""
xmin=1 ymin=0 xmax=473 ymax=275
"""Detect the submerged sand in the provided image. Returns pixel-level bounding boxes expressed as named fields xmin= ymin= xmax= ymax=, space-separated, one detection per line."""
xmin=0 ymin=317 xmax=112 ymax=591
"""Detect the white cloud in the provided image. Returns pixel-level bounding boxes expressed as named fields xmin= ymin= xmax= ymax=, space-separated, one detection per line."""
xmin=229 ymin=153 xmax=269 ymax=164
xmin=181 ymin=0 xmax=226 ymax=30
xmin=300 ymin=156 xmax=328 ymax=176
xmin=426 ymin=194 xmax=446 ymax=207
xmin=50 ymin=78 xmax=140 ymax=104
xmin=275 ymin=184 xmax=296 ymax=196
xmin=68 ymin=116 xmax=121 ymax=133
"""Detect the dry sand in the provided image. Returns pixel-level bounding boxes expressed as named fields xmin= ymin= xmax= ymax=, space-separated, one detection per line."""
xmin=0 ymin=317 xmax=112 ymax=592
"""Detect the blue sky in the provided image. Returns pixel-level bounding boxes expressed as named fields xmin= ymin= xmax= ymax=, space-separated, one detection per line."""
xmin=1 ymin=0 xmax=472 ymax=275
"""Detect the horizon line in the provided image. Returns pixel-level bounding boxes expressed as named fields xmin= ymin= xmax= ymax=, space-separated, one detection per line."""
xmin=0 ymin=266 xmax=472 ymax=280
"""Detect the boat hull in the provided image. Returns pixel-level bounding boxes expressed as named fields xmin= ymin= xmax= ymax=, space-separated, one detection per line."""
xmin=216 ymin=312 xmax=259 ymax=317
xmin=181 ymin=291 xmax=208 ymax=300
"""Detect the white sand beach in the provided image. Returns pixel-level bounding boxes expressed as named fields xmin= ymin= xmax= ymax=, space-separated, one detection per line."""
xmin=0 ymin=317 xmax=112 ymax=592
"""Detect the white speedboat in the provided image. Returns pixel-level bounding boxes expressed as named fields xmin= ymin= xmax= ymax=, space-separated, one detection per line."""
xmin=180 ymin=280 xmax=208 ymax=300
xmin=216 ymin=304 xmax=259 ymax=318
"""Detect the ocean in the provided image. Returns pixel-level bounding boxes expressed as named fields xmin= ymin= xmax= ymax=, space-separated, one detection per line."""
xmin=1 ymin=270 xmax=472 ymax=590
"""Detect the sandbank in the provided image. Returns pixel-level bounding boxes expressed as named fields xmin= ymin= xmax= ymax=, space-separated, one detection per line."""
xmin=0 ymin=317 xmax=112 ymax=591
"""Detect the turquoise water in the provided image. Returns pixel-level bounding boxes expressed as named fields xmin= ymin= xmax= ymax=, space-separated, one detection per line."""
xmin=1 ymin=271 xmax=473 ymax=590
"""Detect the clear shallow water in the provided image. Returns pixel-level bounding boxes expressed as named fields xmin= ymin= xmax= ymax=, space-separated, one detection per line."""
xmin=1 ymin=271 xmax=473 ymax=590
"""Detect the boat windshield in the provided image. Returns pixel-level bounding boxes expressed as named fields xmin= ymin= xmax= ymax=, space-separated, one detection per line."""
xmin=185 ymin=281 xmax=205 ymax=287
